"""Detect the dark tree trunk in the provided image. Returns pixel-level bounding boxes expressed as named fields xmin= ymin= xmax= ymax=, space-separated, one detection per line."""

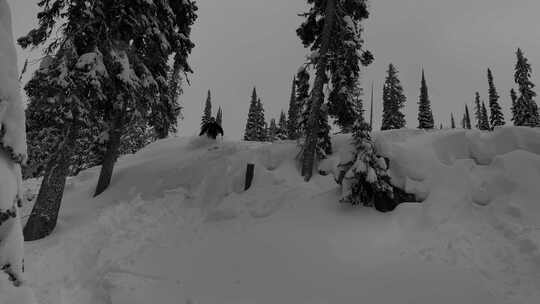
xmin=94 ymin=113 xmax=124 ymax=197
xmin=23 ymin=125 xmax=78 ymax=241
xmin=156 ymin=121 xmax=169 ymax=139
xmin=301 ymin=0 xmax=337 ymax=181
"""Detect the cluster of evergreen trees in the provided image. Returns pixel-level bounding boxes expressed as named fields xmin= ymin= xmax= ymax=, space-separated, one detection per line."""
xmin=242 ymin=87 xmax=290 ymax=142
xmin=380 ymin=48 xmax=539 ymax=133
xmin=200 ymin=90 xmax=223 ymax=128
xmin=20 ymin=0 xmax=198 ymax=241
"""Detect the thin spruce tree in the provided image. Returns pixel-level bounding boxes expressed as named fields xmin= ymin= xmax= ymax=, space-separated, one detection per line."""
xmin=202 ymin=90 xmax=212 ymax=126
xmin=287 ymin=76 xmax=301 ymax=139
xmin=418 ymin=70 xmax=434 ymax=129
xmin=381 ymin=63 xmax=406 ymax=130
xmin=512 ymin=48 xmax=539 ymax=127
xmin=487 ymin=68 xmax=505 ymax=129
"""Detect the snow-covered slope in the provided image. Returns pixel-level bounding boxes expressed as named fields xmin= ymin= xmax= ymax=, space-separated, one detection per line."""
xmin=23 ymin=129 xmax=540 ymax=304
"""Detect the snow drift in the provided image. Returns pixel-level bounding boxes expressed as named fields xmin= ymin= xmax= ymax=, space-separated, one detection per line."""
xmin=22 ymin=128 xmax=540 ymax=304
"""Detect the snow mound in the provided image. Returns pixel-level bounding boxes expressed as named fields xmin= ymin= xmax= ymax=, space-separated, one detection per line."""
xmin=371 ymin=127 xmax=540 ymax=303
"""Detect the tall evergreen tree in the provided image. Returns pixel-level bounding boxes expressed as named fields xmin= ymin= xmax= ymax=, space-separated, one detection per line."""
xmin=296 ymin=67 xmax=311 ymax=134
xmin=450 ymin=113 xmax=456 ymax=129
xmin=464 ymin=104 xmax=472 ymax=129
xmin=487 ymin=68 xmax=505 ymax=129
xmin=513 ymin=48 xmax=539 ymax=127
xmin=215 ymin=106 xmax=223 ymax=126
xmin=287 ymin=76 xmax=301 ymax=139
xmin=474 ymin=92 xmax=483 ymax=129
xmin=268 ymin=118 xmax=278 ymax=142
xmin=510 ymin=88 xmax=518 ymax=124
xmin=480 ymin=102 xmax=491 ymax=130
xmin=297 ymin=0 xmax=372 ymax=180
xmin=296 ymin=67 xmax=332 ymax=158
xmin=256 ymin=98 xmax=267 ymax=141
xmin=277 ymin=110 xmax=288 ymax=140
xmin=381 ymin=63 xmax=406 ymax=130
xmin=19 ymin=0 xmax=198 ymax=225
xmin=202 ymin=89 xmax=212 ymax=126
xmin=317 ymin=105 xmax=333 ymax=158
xmin=244 ymin=87 xmax=259 ymax=141
xmin=418 ymin=70 xmax=434 ymax=129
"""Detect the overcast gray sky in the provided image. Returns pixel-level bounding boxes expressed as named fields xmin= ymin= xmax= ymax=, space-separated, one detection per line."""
xmin=8 ymin=0 xmax=540 ymax=138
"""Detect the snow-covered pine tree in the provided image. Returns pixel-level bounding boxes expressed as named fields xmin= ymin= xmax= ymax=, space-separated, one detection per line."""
xmin=339 ymin=108 xmax=395 ymax=211
xmin=317 ymin=105 xmax=333 ymax=158
xmin=296 ymin=66 xmax=311 ymax=135
xmin=216 ymin=106 xmax=223 ymax=126
xmin=326 ymin=1 xmax=373 ymax=133
xmin=20 ymin=0 xmax=198 ymax=218
xmin=510 ymin=88 xmax=518 ymax=124
xmin=118 ymin=117 xmax=155 ymax=155
xmin=474 ymin=92 xmax=483 ymax=129
xmin=513 ymin=48 xmax=539 ymax=127
xmin=487 ymin=68 xmax=505 ymax=129
xmin=21 ymin=40 xmax=108 ymax=240
xmin=418 ymin=70 xmax=434 ymax=129
xmin=296 ymin=67 xmax=332 ymax=159
xmin=287 ymin=76 xmax=301 ymax=140
xmin=24 ymin=55 xmax=154 ymax=180
xmin=23 ymin=54 xmax=104 ymax=180
xmin=268 ymin=119 xmax=278 ymax=142
xmin=0 ymin=1 xmax=36 ymax=301
xmin=451 ymin=113 xmax=456 ymax=129
xmin=381 ymin=63 xmax=406 ymax=130
xmin=464 ymin=104 xmax=472 ymax=129
xmin=256 ymin=98 xmax=267 ymax=141
xmin=244 ymin=87 xmax=259 ymax=141
xmin=151 ymin=57 xmax=184 ymax=139
xmin=481 ymin=102 xmax=491 ymax=130
xmin=202 ymin=90 xmax=212 ymax=126
xmin=297 ymin=0 xmax=372 ymax=180
xmin=277 ymin=110 xmax=288 ymax=140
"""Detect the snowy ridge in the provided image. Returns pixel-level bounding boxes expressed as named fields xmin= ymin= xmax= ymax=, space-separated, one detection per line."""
xmin=23 ymin=129 xmax=540 ymax=304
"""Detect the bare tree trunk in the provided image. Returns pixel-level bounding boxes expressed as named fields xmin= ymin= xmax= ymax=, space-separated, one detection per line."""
xmin=23 ymin=124 xmax=78 ymax=241
xmin=156 ymin=120 xmax=169 ymax=139
xmin=301 ymin=0 xmax=337 ymax=181
xmin=94 ymin=112 xmax=124 ymax=197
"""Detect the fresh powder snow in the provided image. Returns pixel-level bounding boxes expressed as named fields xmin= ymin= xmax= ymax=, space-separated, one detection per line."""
xmin=20 ymin=128 xmax=540 ymax=304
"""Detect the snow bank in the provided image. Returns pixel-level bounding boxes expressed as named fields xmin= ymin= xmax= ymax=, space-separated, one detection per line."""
xmin=21 ymin=129 xmax=540 ymax=304
xmin=0 ymin=1 xmax=35 ymax=303
xmin=375 ymin=127 xmax=540 ymax=195
xmin=371 ymin=127 xmax=540 ymax=303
